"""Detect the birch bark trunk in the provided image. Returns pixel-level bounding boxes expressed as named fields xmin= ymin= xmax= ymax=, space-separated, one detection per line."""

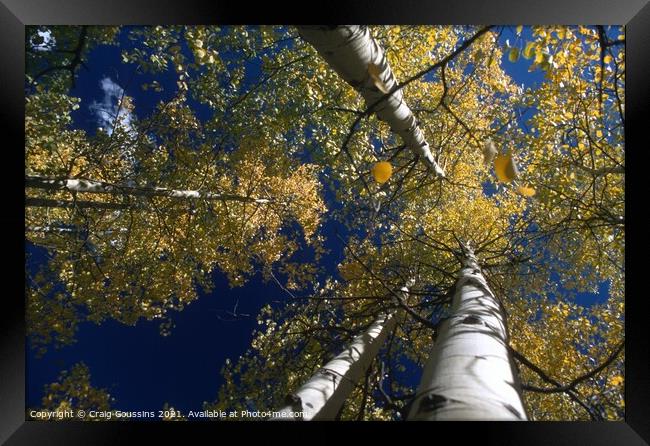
xmin=273 ymin=283 xmax=412 ymax=420
xmin=26 ymin=225 xmax=129 ymax=235
xmin=273 ymin=312 xmax=396 ymax=420
xmin=25 ymin=197 xmax=128 ymax=210
xmin=25 ymin=175 xmax=272 ymax=204
xmin=297 ymin=26 xmax=445 ymax=177
xmin=407 ymin=243 xmax=527 ymax=420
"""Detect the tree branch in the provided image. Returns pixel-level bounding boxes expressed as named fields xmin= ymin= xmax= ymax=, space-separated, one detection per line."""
xmin=518 ymin=340 xmax=624 ymax=394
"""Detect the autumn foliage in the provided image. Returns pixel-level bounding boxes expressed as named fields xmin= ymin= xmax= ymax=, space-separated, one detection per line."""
xmin=26 ymin=25 xmax=624 ymax=421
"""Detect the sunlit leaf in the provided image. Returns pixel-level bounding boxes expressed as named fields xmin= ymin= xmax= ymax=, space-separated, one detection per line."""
xmin=371 ymin=161 xmax=392 ymax=184
xmin=494 ymin=154 xmax=519 ymax=182
xmin=523 ymin=41 xmax=535 ymax=59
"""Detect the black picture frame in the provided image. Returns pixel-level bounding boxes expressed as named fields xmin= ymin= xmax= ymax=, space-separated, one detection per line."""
xmin=3 ymin=0 xmax=648 ymax=444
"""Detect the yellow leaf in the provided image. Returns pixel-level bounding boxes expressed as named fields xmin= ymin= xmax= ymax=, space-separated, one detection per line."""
xmin=508 ymin=47 xmax=520 ymax=63
xmin=517 ymin=185 xmax=536 ymax=197
xmin=596 ymin=130 xmax=603 ymax=138
xmin=494 ymin=154 xmax=518 ymax=182
xmin=371 ymin=161 xmax=393 ymax=184
xmin=523 ymin=41 xmax=535 ymax=59
xmin=604 ymin=54 xmax=612 ymax=64
xmin=195 ymin=49 xmax=206 ymax=59
xmin=368 ymin=63 xmax=389 ymax=94
xmin=516 ymin=25 xmax=523 ymax=35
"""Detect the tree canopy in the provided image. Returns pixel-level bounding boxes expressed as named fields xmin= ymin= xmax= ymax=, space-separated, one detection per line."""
xmin=26 ymin=24 xmax=624 ymax=421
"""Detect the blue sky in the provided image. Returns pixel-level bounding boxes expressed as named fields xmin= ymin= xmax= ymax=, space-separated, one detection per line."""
xmin=26 ymin=27 xmax=351 ymax=413
xmin=26 ymin=25 xmax=614 ymax=416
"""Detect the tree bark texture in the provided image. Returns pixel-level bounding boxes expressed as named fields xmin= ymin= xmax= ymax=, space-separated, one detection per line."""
xmin=25 ymin=175 xmax=272 ymax=204
xmin=407 ymin=243 xmax=527 ymax=420
xmin=297 ymin=26 xmax=445 ymax=177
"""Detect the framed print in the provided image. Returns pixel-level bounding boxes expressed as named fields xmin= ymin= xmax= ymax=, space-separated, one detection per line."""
xmin=2 ymin=0 xmax=648 ymax=444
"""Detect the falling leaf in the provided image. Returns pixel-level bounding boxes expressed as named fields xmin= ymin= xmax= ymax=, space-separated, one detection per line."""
xmin=494 ymin=154 xmax=519 ymax=182
xmin=482 ymin=139 xmax=497 ymax=165
xmin=508 ymin=47 xmax=520 ymax=63
xmin=517 ymin=185 xmax=536 ymax=197
xmin=368 ymin=63 xmax=390 ymax=94
xmin=523 ymin=41 xmax=535 ymax=59
xmin=516 ymin=25 xmax=523 ymax=35
xmin=371 ymin=161 xmax=392 ymax=184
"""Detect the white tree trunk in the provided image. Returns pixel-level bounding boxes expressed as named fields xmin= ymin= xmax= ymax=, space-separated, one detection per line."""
xmin=273 ymin=312 xmax=396 ymax=420
xmin=26 ymin=225 xmax=129 ymax=235
xmin=407 ymin=244 xmax=527 ymax=420
xmin=297 ymin=26 xmax=445 ymax=177
xmin=25 ymin=175 xmax=272 ymax=204
xmin=25 ymin=197 xmax=128 ymax=210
